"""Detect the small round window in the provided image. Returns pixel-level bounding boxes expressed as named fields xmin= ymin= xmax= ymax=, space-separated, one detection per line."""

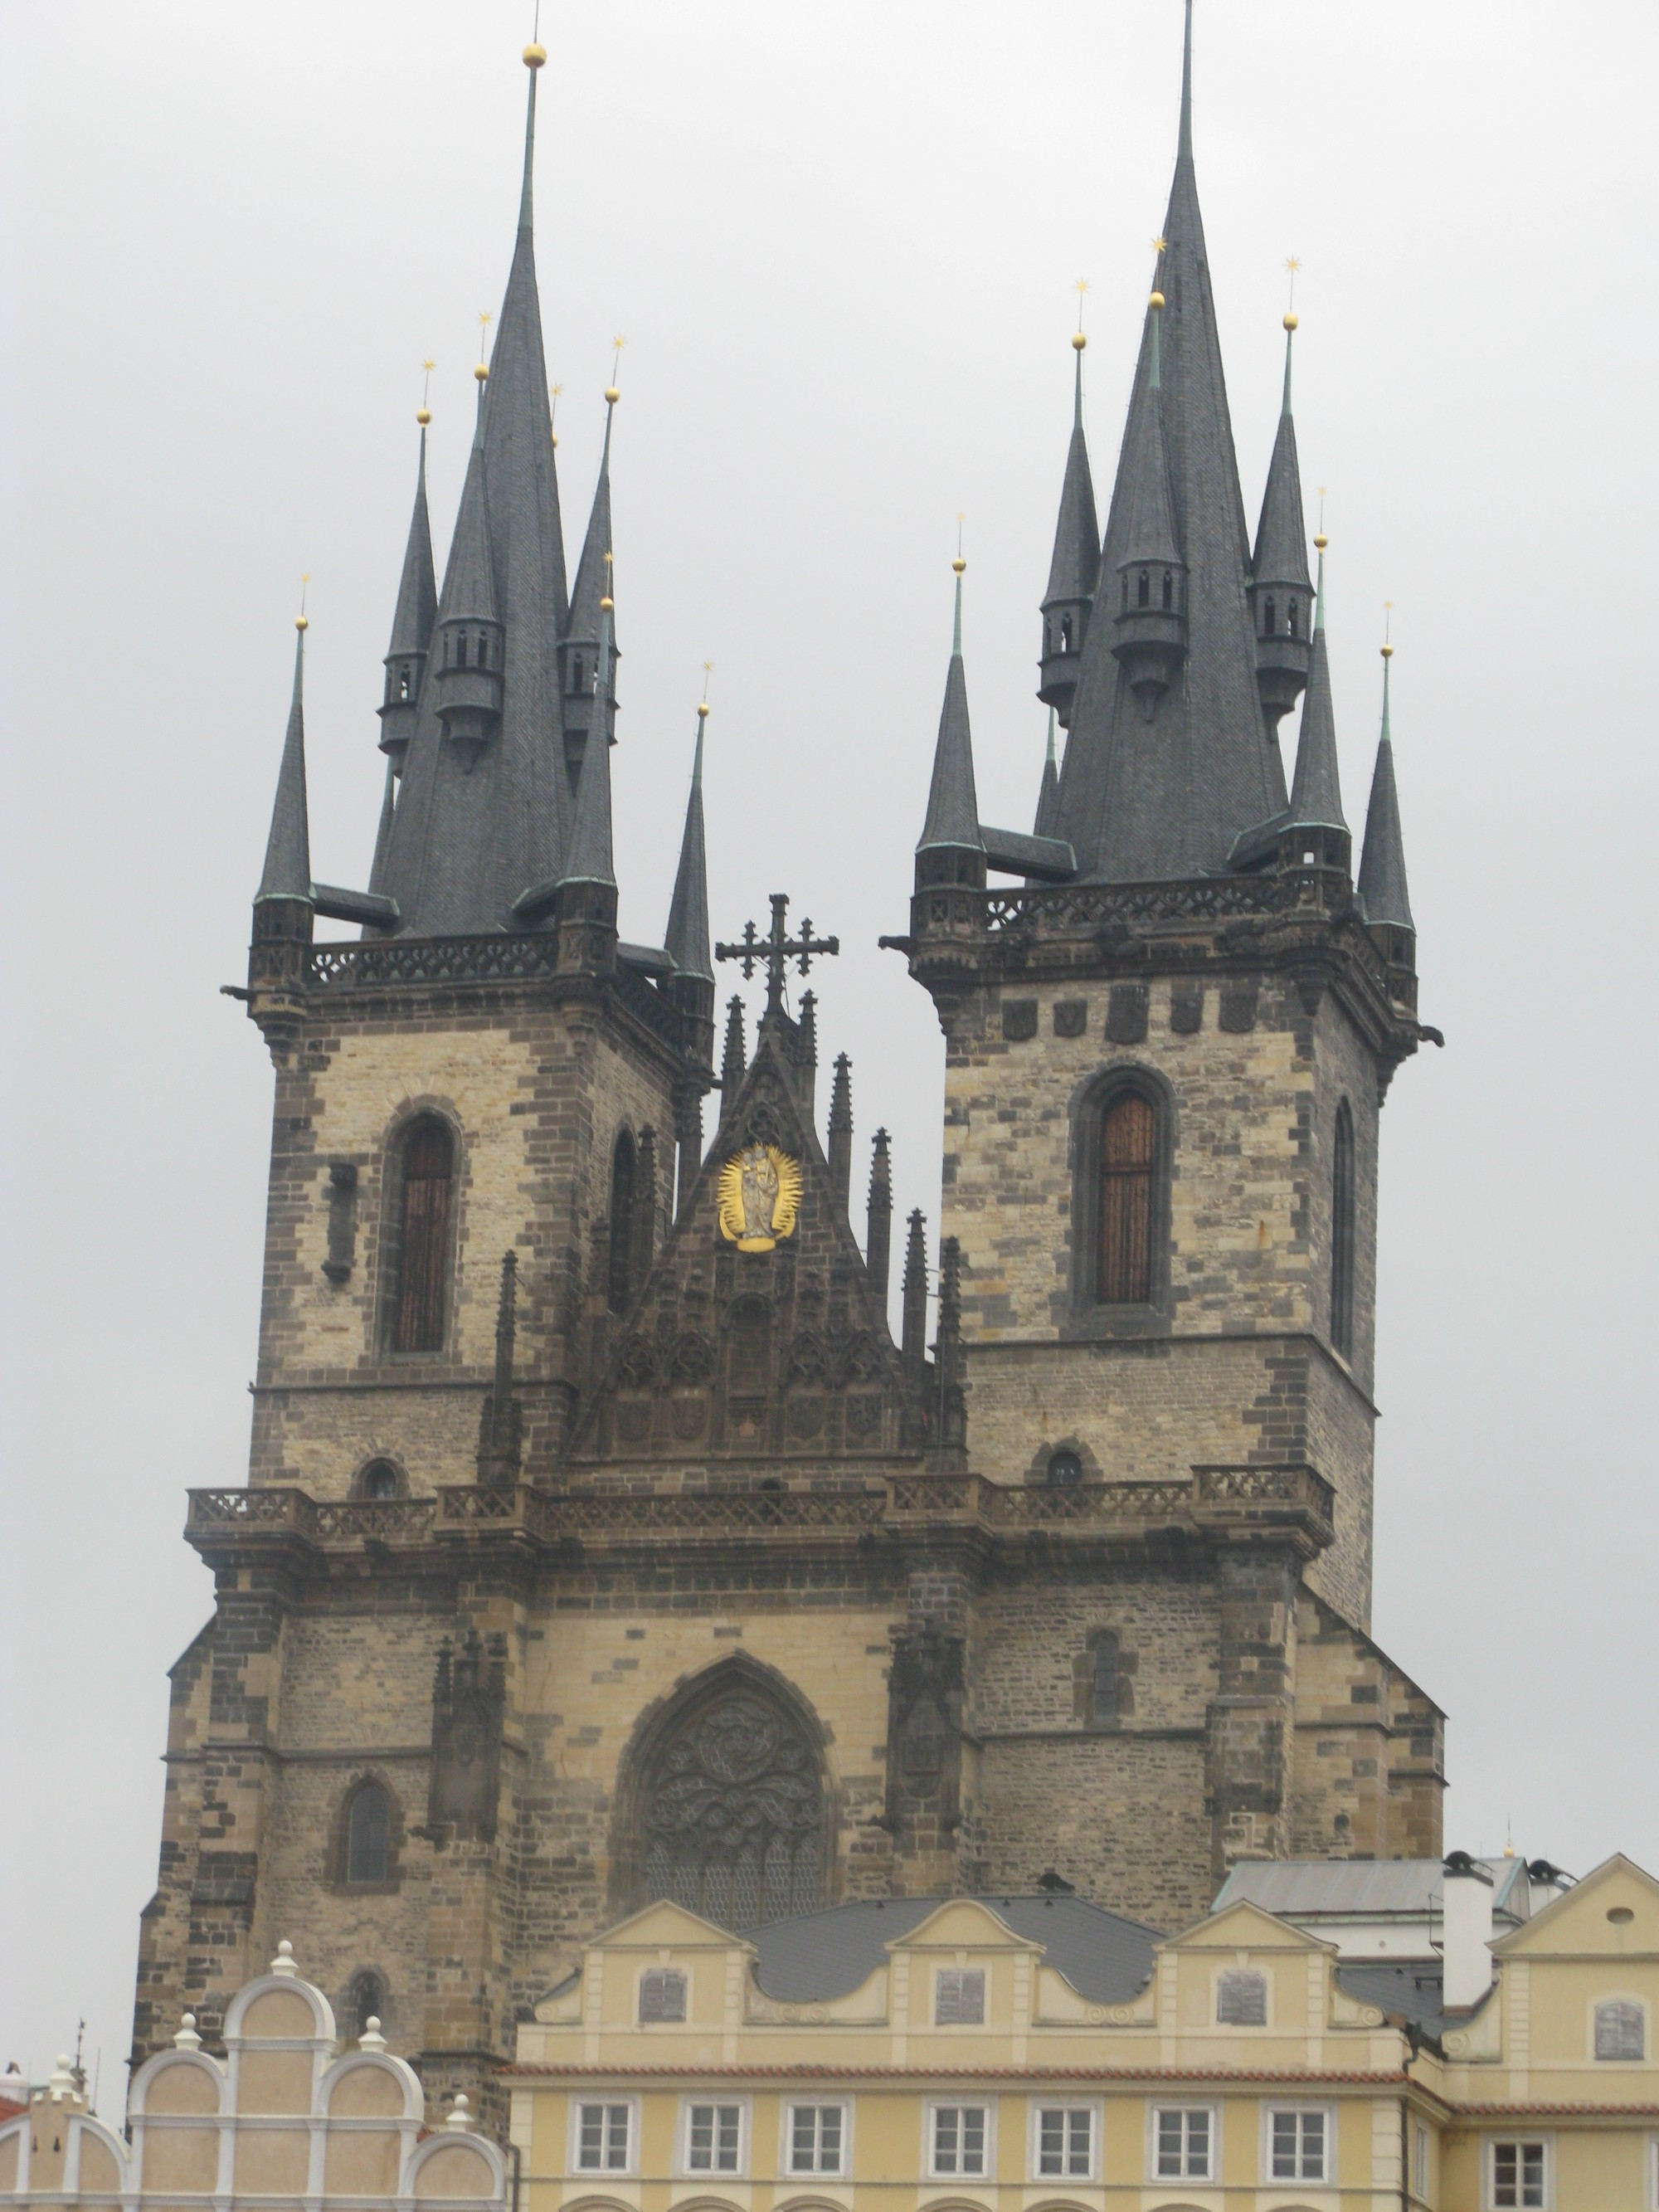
xmin=1046 ymin=1449 xmax=1083 ymax=1488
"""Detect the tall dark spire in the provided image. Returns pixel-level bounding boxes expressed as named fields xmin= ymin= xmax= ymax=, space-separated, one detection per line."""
xmin=256 ymin=622 xmax=314 ymax=906
xmin=1281 ymin=549 xmax=1349 ymax=862
xmin=664 ymin=702 xmax=713 ymax=981
xmin=560 ymin=387 xmax=618 ymax=787
xmin=1358 ymin=646 xmax=1413 ymax=931
xmin=1109 ymin=290 xmax=1186 ymax=719
xmin=1038 ymin=331 xmax=1100 ymax=728
xmin=1034 ymin=709 xmax=1062 ymax=840
xmin=916 ymin=563 xmax=984 ymax=875
xmin=1248 ymin=311 xmax=1314 ymax=743
xmin=377 ymin=420 xmax=438 ymax=763
xmin=1054 ymin=5 xmax=1282 ymax=882
xmin=372 ymin=43 xmax=571 ymax=936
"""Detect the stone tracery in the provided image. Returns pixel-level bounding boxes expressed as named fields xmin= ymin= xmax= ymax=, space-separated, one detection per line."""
xmin=640 ymin=1688 xmax=823 ymax=1927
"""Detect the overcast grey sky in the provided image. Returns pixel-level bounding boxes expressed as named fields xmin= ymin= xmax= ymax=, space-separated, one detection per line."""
xmin=2 ymin=0 xmax=1656 ymax=2103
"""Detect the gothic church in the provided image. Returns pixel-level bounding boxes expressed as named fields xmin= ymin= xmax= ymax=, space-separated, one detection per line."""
xmin=134 ymin=14 xmax=1444 ymax=2117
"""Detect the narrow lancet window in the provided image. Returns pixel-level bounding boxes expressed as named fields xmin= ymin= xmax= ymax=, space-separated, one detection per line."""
xmin=608 ymin=1132 xmax=637 ymax=1314
xmin=346 ymin=1783 xmax=391 ymax=1886
xmin=1331 ymin=1100 xmax=1355 ymax=1360
xmin=1098 ymin=1091 xmax=1155 ymax=1304
xmin=1137 ymin=568 xmax=1151 ymax=608
xmin=1264 ymin=595 xmax=1277 ymax=636
xmin=1090 ymin=1633 xmax=1118 ymax=1723
xmin=392 ymin=1118 xmax=455 ymax=1354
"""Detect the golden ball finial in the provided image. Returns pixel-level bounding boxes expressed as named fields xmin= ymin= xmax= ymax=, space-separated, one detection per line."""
xmin=1283 ymin=310 xmax=1299 ymax=331
xmin=1148 ymin=289 xmax=1165 ymax=311
xmin=416 ymin=406 xmax=432 ymax=426
xmin=295 ymin=614 xmax=309 ymax=631
xmin=951 ymin=557 xmax=966 ymax=576
xmin=599 ymin=594 xmax=615 ymax=612
xmin=474 ymin=362 xmax=489 ymax=383
xmin=550 ymin=431 xmax=558 ymax=447
xmin=604 ymin=385 xmax=620 ymax=404
xmin=1072 ymin=330 xmax=1087 ymax=352
xmin=697 ymin=699 xmax=711 ymax=718
xmin=523 ymin=42 xmax=546 ymax=67
xmin=1313 ymin=532 xmax=1328 ymax=551
xmin=1380 ymin=641 xmax=1394 ymax=659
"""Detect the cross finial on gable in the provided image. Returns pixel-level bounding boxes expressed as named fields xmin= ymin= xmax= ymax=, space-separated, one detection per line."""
xmin=715 ymin=892 xmax=839 ymax=1016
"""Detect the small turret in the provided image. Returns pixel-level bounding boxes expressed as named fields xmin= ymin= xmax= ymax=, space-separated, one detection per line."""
xmin=1276 ymin=548 xmax=1349 ymax=874
xmin=547 ymin=594 xmax=618 ymax=969
xmin=377 ymin=412 xmax=438 ymax=763
xmin=1358 ymin=640 xmax=1417 ymax=996
xmin=1034 ymin=709 xmax=1061 ymax=840
xmin=559 ymin=382 xmax=619 ymax=788
xmin=1110 ymin=289 xmax=1187 ymax=719
xmin=1248 ymin=313 xmax=1314 ymax=728
xmin=665 ymin=697 xmax=716 ymax=1199
xmin=1038 ymin=328 xmax=1100 ymax=728
xmin=914 ymin=558 xmax=985 ymax=891
xmin=254 ymin=616 xmax=315 ymax=941
xmin=431 ymin=390 xmax=504 ymax=771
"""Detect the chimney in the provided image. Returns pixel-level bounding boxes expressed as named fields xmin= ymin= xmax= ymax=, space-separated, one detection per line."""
xmin=1440 ymin=1851 xmax=1496 ymax=2010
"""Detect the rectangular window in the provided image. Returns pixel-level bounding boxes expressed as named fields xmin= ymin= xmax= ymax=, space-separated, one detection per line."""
xmin=788 ymin=2104 xmax=845 ymax=2175
xmin=1035 ymin=2107 xmax=1094 ymax=2178
xmin=931 ymin=2105 xmax=988 ymax=2176
xmin=639 ymin=1967 xmax=686 ymax=2022
xmin=574 ymin=2104 xmax=630 ymax=2173
xmin=1490 ymin=2138 xmax=1547 ymax=2209
xmin=1269 ymin=2107 xmax=1327 ymax=2182
xmin=1153 ymin=2106 xmax=1212 ymax=2180
xmin=1413 ymin=2122 xmax=1430 ymax=2200
xmin=935 ymin=1967 xmax=985 ymax=2024
xmin=686 ymin=2103 xmax=743 ymax=2174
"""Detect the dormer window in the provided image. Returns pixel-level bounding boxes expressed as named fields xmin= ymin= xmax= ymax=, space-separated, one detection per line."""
xmin=1216 ymin=1967 xmax=1267 ymax=2024
xmin=640 ymin=1968 xmax=686 ymax=2023
xmin=935 ymin=1967 xmax=985 ymax=2024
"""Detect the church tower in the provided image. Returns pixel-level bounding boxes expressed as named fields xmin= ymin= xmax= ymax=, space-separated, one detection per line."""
xmin=134 ymin=16 xmax=1446 ymax=2131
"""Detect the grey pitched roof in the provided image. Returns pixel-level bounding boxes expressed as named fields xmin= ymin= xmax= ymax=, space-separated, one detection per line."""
xmin=386 ymin=426 xmax=437 ymax=659
xmin=747 ymin=1894 xmax=1163 ymax=2006
xmin=1214 ymin=1854 xmax=1530 ymax=1925
xmin=371 ymin=63 xmax=572 ymax=936
xmin=1285 ymin=591 xmax=1346 ymax=833
xmin=917 ymin=575 xmax=982 ymax=852
xmin=557 ymin=611 xmax=615 ymax=888
xmin=1053 ymin=17 xmax=1283 ymax=884
xmin=255 ymin=628 xmax=313 ymax=903
xmin=1334 ymin=1961 xmax=1452 ymax=2039
xmin=1251 ymin=329 xmax=1311 ymax=593
xmin=567 ymin=402 xmax=616 ymax=659
xmin=664 ymin=712 xmax=712 ymax=979
xmin=1034 ymin=709 xmax=1062 ymax=840
xmin=1042 ymin=353 xmax=1100 ymax=610
xmin=1358 ymin=662 xmax=1413 ymax=928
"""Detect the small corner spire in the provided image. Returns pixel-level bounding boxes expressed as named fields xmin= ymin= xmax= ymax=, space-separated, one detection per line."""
xmin=900 ymin=1208 xmax=929 ymax=1369
xmin=664 ymin=685 xmax=713 ymax=983
xmin=378 ymin=373 xmax=440 ymax=762
xmin=719 ymin=994 xmax=747 ymax=1098
xmin=256 ymin=602 xmax=314 ymax=906
xmin=1358 ymin=619 xmax=1414 ymax=932
xmin=1034 ymin=708 xmax=1063 ymax=840
xmin=828 ymin=1052 xmax=854 ymax=1213
xmin=557 ymin=592 xmax=617 ymax=889
xmin=866 ymin=1128 xmax=893 ymax=1306
xmin=1285 ymin=536 xmax=1346 ymax=842
xmin=917 ymin=543 xmax=983 ymax=865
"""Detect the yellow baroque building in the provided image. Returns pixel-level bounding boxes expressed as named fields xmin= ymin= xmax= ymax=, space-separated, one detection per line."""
xmin=508 ymin=1857 xmax=1659 ymax=2212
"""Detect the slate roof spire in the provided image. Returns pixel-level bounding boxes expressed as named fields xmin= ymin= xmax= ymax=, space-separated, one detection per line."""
xmin=664 ymin=698 xmax=713 ymax=982
xmin=1358 ymin=641 xmax=1414 ymax=931
xmin=1038 ymin=322 xmax=1101 ymax=728
xmin=1282 ymin=543 xmax=1348 ymax=850
xmin=1053 ymin=0 xmax=1284 ymax=881
xmin=557 ymin=590 xmax=617 ymax=890
xmin=1034 ymin=709 xmax=1062 ymax=840
xmin=561 ymin=373 xmax=620 ymax=788
xmin=256 ymin=617 xmax=314 ymax=906
xmin=1248 ymin=308 xmax=1314 ymax=737
xmin=915 ymin=558 xmax=984 ymax=879
xmin=371 ymin=41 xmax=572 ymax=937
xmin=377 ymin=415 xmax=438 ymax=763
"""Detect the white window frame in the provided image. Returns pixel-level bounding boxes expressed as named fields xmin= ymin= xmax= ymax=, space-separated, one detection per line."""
xmin=926 ymin=2099 xmax=994 ymax=2179
xmin=1214 ymin=1964 xmax=1270 ymax=2026
xmin=1648 ymin=2133 xmax=1659 ymax=2212
xmin=679 ymin=2097 xmax=750 ymax=2179
xmin=637 ymin=1964 xmax=688 ymax=2023
xmin=1148 ymin=2102 xmax=1218 ymax=2182
xmin=934 ymin=1966 xmax=986 ymax=2024
xmin=1485 ymin=2132 xmax=1552 ymax=2211
xmin=1262 ymin=2102 xmax=1334 ymax=2185
xmin=782 ymin=2100 xmax=852 ymax=2177
xmin=1413 ymin=2120 xmax=1431 ymax=2203
xmin=1029 ymin=2100 xmax=1099 ymax=2182
xmin=1591 ymin=1993 xmax=1647 ymax=2061
xmin=568 ymin=2098 xmax=637 ymax=2176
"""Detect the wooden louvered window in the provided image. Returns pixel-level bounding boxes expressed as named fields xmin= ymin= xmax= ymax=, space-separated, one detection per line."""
xmin=1331 ymin=1100 xmax=1355 ymax=1360
xmin=392 ymin=1118 xmax=454 ymax=1353
xmin=1097 ymin=1090 xmax=1155 ymax=1304
xmin=607 ymin=1132 xmax=636 ymax=1315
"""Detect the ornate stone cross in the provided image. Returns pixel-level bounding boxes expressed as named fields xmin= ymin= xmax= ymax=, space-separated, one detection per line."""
xmin=715 ymin=893 xmax=839 ymax=1016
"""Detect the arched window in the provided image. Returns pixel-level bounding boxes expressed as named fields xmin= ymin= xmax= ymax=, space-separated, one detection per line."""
xmin=1217 ymin=1968 xmax=1267 ymax=2025
xmin=456 ymin=631 xmax=468 ymax=669
xmin=1089 ymin=1632 xmax=1119 ymax=1723
xmin=1098 ymin=1090 xmax=1156 ymax=1305
xmin=345 ymin=1782 xmax=391 ymax=1886
xmin=390 ymin=1118 xmax=455 ymax=1354
xmin=572 ymin=651 xmax=585 ymax=695
xmin=476 ymin=631 xmax=489 ymax=667
xmin=1120 ymin=576 xmax=1128 ymax=611
xmin=1161 ymin=569 xmax=1174 ymax=610
xmin=1331 ymin=1100 xmax=1355 ymax=1360
xmin=639 ymin=1969 xmax=687 ymax=2023
xmin=1059 ymin=612 xmax=1073 ymax=650
xmin=1046 ymin=1447 xmax=1082 ymax=1488
xmin=1287 ymin=596 xmax=1300 ymax=637
xmin=1264 ymin=595 xmax=1277 ymax=636
xmin=398 ymin=664 xmax=411 ymax=699
xmin=1595 ymin=2000 xmax=1644 ymax=2059
xmin=628 ymin=1673 xmax=825 ymax=1928
xmin=1137 ymin=568 xmax=1151 ymax=608
xmin=347 ymin=1969 xmax=387 ymax=2039
xmin=608 ymin=1131 xmax=637 ymax=1314
xmin=354 ymin=1459 xmax=401 ymax=1500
